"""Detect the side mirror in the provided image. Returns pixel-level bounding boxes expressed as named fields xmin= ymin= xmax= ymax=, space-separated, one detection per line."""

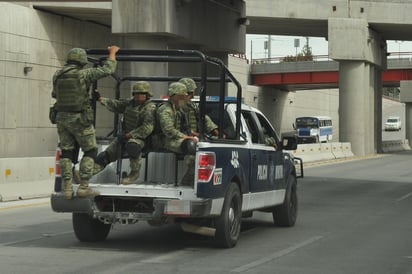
xmin=281 ymin=136 xmax=298 ymax=150
xmin=292 ymin=123 xmax=296 ymax=130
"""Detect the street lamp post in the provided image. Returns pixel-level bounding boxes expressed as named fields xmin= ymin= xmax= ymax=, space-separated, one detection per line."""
xmin=395 ymin=40 xmax=403 ymax=59
xmin=294 ymin=38 xmax=300 ymax=61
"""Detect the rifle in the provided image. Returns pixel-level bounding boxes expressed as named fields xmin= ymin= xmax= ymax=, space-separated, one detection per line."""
xmin=116 ymin=114 xmax=124 ymax=184
xmin=180 ymin=111 xmax=192 ymax=136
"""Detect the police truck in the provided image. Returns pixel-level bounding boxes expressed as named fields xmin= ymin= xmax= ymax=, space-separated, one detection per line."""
xmin=51 ymin=49 xmax=303 ymax=248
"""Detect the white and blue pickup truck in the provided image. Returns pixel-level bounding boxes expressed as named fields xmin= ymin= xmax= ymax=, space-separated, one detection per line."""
xmin=51 ymin=49 xmax=303 ymax=248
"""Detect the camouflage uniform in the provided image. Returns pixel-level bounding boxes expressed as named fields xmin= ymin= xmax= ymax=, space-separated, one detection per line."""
xmin=157 ymin=82 xmax=197 ymax=186
xmin=156 ymin=86 xmax=187 ymax=153
xmin=178 ymin=78 xmax=218 ymax=136
xmin=95 ymin=83 xmax=156 ymax=184
xmin=52 ymin=47 xmax=117 ymax=199
xmin=184 ymin=101 xmax=218 ymax=135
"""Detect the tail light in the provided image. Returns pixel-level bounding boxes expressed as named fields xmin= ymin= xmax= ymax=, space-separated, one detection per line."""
xmin=55 ymin=146 xmax=61 ymax=177
xmin=197 ymin=152 xmax=215 ymax=183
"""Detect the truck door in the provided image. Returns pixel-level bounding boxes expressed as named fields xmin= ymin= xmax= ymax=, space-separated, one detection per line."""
xmin=255 ymin=112 xmax=285 ymax=190
xmin=242 ymin=111 xmax=284 ymax=193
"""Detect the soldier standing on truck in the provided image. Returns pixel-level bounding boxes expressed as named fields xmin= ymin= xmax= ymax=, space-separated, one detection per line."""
xmin=156 ymin=82 xmax=198 ymax=186
xmin=93 ymin=81 xmax=157 ymax=184
xmin=52 ymin=45 xmax=120 ymax=199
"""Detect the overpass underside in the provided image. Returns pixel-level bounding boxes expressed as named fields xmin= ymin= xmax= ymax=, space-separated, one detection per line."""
xmin=246 ymin=0 xmax=412 ymax=156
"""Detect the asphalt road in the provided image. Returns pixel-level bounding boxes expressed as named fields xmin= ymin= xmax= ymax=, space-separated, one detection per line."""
xmin=1 ymin=151 xmax=412 ymax=274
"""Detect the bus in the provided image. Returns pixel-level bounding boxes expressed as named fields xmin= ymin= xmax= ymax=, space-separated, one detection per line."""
xmin=294 ymin=116 xmax=333 ymax=143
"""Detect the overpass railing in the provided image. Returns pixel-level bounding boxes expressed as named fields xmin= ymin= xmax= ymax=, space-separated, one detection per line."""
xmin=251 ymin=52 xmax=412 ymax=64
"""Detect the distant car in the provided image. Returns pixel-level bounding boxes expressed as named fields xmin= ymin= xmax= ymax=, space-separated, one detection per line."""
xmin=384 ymin=117 xmax=402 ymax=131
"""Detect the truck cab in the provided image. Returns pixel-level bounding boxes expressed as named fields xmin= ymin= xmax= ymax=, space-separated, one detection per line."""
xmin=51 ymin=49 xmax=303 ymax=248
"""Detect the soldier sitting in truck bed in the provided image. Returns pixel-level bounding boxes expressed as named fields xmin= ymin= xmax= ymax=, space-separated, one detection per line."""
xmin=93 ymin=81 xmax=156 ymax=184
xmin=155 ymin=82 xmax=198 ymax=186
xmin=178 ymin=78 xmax=219 ymax=138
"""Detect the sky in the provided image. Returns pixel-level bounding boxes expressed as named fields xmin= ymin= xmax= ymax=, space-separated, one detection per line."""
xmin=245 ymin=34 xmax=412 ymax=62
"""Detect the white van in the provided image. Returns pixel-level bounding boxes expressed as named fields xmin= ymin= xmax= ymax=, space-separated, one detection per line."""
xmin=384 ymin=116 xmax=402 ymax=131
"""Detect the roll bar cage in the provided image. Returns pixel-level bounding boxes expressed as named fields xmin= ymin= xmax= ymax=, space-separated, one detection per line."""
xmin=85 ymin=49 xmax=242 ymax=141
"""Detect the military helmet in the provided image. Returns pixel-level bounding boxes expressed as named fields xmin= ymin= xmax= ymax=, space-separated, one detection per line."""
xmin=179 ymin=78 xmax=197 ymax=93
xmin=168 ymin=82 xmax=188 ymax=97
xmin=132 ymin=81 xmax=152 ymax=97
xmin=66 ymin=48 xmax=88 ymax=66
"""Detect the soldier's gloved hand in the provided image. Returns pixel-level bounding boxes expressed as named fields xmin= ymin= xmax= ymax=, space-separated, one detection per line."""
xmin=117 ymin=134 xmax=128 ymax=144
xmin=118 ymin=133 xmax=132 ymax=144
xmin=92 ymin=90 xmax=101 ymax=101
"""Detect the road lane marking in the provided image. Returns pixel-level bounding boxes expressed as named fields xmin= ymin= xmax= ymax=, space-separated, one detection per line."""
xmin=141 ymin=248 xmax=200 ymax=263
xmin=1 ymin=231 xmax=73 ymax=246
xmin=231 ymin=236 xmax=323 ymax=273
xmin=0 ymin=200 xmax=50 ymax=211
xmin=396 ymin=192 xmax=412 ymax=202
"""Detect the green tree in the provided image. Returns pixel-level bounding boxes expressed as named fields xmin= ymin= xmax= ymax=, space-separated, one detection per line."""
xmin=281 ymin=37 xmax=313 ymax=62
xmin=383 ymin=87 xmax=400 ymax=99
xmin=302 ymin=37 xmax=313 ymax=58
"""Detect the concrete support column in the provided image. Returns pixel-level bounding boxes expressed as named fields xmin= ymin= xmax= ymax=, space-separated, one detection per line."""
xmin=375 ymin=68 xmax=383 ymax=153
xmin=406 ymin=104 xmax=412 ymax=146
xmin=111 ymin=0 xmax=245 ymax=98
xmin=122 ymin=37 xmax=169 ymax=98
xmin=339 ymin=61 xmax=377 ymax=156
xmin=329 ymin=17 xmax=387 ymax=156
xmin=400 ymin=81 xmax=412 ymax=146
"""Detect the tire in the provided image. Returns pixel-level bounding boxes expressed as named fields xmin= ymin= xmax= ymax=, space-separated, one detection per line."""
xmin=214 ymin=183 xmax=242 ymax=248
xmin=273 ymin=175 xmax=298 ymax=227
xmin=72 ymin=213 xmax=111 ymax=242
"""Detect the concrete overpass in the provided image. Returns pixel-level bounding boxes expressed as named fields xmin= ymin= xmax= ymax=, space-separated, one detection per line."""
xmin=5 ymin=0 xmax=412 ymax=157
xmin=29 ymin=0 xmax=412 ymax=156
xmin=246 ymin=0 xmax=412 ymax=41
xmin=245 ymin=0 xmax=412 ymax=156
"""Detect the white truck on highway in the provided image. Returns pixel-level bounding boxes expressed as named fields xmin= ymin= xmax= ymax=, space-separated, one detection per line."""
xmin=51 ymin=49 xmax=303 ymax=248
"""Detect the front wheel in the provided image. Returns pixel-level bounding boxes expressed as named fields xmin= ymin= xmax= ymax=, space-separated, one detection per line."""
xmin=272 ymin=175 xmax=298 ymax=227
xmin=72 ymin=213 xmax=111 ymax=242
xmin=214 ymin=183 xmax=242 ymax=248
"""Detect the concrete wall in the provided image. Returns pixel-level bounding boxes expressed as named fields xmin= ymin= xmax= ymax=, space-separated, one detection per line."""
xmin=112 ymin=0 xmax=246 ymax=53
xmin=0 ymin=2 xmax=118 ymax=158
xmin=0 ymin=2 xmax=249 ymax=160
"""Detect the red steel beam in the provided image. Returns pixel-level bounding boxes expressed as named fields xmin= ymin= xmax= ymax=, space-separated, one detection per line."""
xmin=253 ymin=69 xmax=412 ymax=86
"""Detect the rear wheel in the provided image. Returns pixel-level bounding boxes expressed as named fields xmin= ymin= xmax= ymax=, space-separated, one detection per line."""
xmin=72 ymin=213 xmax=111 ymax=242
xmin=214 ymin=183 xmax=242 ymax=248
xmin=273 ymin=175 xmax=297 ymax=227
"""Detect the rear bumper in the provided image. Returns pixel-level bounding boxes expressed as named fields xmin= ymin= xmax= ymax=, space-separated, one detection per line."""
xmin=384 ymin=126 xmax=400 ymax=131
xmin=50 ymin=191 xmax=216 ymax=221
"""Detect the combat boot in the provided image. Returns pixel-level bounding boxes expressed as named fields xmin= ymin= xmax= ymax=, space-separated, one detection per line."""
xmin=121 ymin=171 xmax=139 ymax=185
xmin=77 ymin=179 xmax=99 ymax=197
xmin=180 ymin=169 xmax=195 ymax=186
xmin=93 ymin=151 xmax=109 ymax=175
xmin=180 ymin=157 xmax=195 ymax=187
xmin=73 ymin=170 xmax=81 ymax=184
xmin=63 ymin=179 xmax=73 ymax=199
